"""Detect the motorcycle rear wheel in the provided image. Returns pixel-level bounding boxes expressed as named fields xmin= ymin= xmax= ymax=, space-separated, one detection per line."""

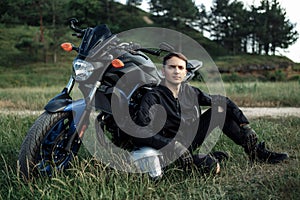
xmin=18 ymin=111 xmax=81 ymax=180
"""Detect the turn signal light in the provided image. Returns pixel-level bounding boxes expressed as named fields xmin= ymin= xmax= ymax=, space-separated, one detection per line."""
xmin=61 ymin=42 xmax=73 ymax=52
xmin=111 ymin=59 xmax=125 ymax=68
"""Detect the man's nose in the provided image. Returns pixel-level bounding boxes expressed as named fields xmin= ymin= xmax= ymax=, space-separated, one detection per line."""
xmin=174 ymin=67 xmax=180 ymax=72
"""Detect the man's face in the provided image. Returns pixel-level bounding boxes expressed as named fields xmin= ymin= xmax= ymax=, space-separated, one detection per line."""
xmin=162 ymin=56 xmax=187 ymax=85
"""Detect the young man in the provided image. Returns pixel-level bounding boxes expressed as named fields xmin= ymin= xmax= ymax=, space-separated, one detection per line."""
xmin=129 ymin=52 xmax=288 ymax=174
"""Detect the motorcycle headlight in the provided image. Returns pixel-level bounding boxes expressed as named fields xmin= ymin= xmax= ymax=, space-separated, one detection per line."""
xmin=72 ymin=59 xmax=94 ymax=81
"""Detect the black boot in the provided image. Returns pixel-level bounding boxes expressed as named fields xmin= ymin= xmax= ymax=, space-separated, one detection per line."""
xmin=240 ymin=124 xmax=258 ymax=161
xmin=241 ymin=124 xmax=288 ymax=164
xmin=254 ymin=142 xmax=289 ymax=164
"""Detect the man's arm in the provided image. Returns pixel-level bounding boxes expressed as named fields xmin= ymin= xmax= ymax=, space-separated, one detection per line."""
xmin=132 ymin=91 xmax=172 ymax=149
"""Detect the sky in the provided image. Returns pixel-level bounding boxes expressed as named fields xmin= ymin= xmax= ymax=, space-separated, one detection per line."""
xmin=118 ymin=0 xmax=300 ymax=62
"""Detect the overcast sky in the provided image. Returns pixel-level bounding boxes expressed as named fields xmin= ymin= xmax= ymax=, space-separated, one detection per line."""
xmin=119 ymin=0 xmax=300 ymax=62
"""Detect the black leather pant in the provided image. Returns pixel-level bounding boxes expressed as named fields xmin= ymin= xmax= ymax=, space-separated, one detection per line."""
xmin=190 ymin=107 xmax=249 ymax=151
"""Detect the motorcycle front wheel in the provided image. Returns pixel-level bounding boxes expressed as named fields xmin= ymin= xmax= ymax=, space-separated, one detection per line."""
xmin=18 ymin=111 xmax=81 ymax=180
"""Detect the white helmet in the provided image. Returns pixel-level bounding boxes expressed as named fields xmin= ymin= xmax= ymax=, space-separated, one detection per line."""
xmin=131 ymin=147 xmax=164 ymax=179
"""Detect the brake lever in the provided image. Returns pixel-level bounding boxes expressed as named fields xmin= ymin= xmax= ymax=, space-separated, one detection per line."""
xmin=72 ymin=33 xmax=84 ymax=38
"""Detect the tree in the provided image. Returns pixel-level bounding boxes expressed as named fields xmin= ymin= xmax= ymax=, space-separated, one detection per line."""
xmin=48 ymin=0 xmax=71 ymax=63
xmin=210 ymin=0 xmax=248 ymax=54
xmin=194 ymin=3 xmax=210 ymax=34
xmin=126 ymin=0 xmax=142 ymax=7
xmin=68 ymin=0 xmax=107 ymax=26
xmin=0 ymin=0 xmax=42 ymax=25
xmin=267 ymin=0 xmax=298 ymax=55
xmin=247 ymin=5 xmax=260 ymax=54
xmin=252 ymin=0 xmax=298 ymax=55
xmin=209 ymin=0 xmax=298 ymax=55
xmin=126 ymin=0 xmax=143 ymax=14
xmin=149 ymin=0 xmax=199 ymax=28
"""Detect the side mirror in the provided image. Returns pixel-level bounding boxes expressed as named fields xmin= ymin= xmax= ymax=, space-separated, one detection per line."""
xmin=185 ymin=60 xmax=203 ymax=82
xmin=187 ymin=60 xmax=203 ymax=72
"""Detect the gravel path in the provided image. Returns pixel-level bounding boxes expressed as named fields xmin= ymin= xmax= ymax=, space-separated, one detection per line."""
xmin=240 ymin=107 xmax=300 ymax=118
xmin=0 ymin=107 xmax=300 ymax=118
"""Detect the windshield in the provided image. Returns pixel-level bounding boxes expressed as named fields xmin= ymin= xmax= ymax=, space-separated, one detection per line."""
xmin=78 ymin=24 xmax=112 ymax=57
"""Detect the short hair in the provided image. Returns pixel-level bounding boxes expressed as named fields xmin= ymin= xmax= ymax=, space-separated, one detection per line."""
xmin=163 ymin=52 xmax=188 ymax=67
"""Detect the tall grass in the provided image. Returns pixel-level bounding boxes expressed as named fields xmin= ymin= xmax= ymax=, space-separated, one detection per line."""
xmin=0 ymin=82 xmax=299 ymax=111
xmin=225 ymin=81 xmax=300 ymax=107
xmin=0 ymin=86 xmax=61 ymax=110
xmin=193 ymin=81 xmax=300 ymax=107
xmin=0 ymin=61 xmax=72 ymax=88
xmin=1 ymin=114 xmax=299 ymax=199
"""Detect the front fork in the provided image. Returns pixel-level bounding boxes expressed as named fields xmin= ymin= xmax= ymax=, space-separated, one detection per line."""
xmin=65 ymin=75 xmax=76 ymax=94
xmin=65 ymin=80 xmax=102 ymax=152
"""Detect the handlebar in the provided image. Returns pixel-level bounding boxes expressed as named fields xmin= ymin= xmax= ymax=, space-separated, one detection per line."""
xmin=137 ymin=48 xmax=161 ymax=56
xmin=117 ymin=42 xmax=163 ymax=56
xmin=136 ymin=42 xmax=175 ymax=56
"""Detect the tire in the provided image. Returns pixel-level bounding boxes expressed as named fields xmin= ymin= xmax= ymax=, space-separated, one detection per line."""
xmin=18 ymin=111 xmax=81 ymax=180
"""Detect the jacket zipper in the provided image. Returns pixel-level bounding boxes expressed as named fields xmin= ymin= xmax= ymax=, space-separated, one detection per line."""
xmin=175 ymin=98 xmax=180 ymax=116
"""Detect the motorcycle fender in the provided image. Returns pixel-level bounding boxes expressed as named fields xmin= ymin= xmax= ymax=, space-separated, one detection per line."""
xmin=45 ymin=93 xmax=86 ymax=125
xmin=44 ymin=92 xmax=73 ymax=113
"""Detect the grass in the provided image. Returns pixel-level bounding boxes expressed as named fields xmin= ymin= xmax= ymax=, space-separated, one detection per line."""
xmin=0 ymin=52 xmax=299 ymax=199
xmin=214 ymin=54 xmax=294 ymax=72
xmin=0 ymin=86 xmax=61 ymax=110
xmin=1 ymin=81 xmax=299 ymax=111
xmin=0 ymin=61 xmax=73 ymax=88
xmin=192 ymin=81 xmax=300 ymax=107
xmin=225 ymin=81 xmax=300 ymax=107
xmin=0 ymin=114 xmax=299 ymax=199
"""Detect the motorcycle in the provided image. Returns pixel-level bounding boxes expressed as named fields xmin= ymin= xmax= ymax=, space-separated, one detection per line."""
xmin=18 ymin=18 xmax=203 ymax=180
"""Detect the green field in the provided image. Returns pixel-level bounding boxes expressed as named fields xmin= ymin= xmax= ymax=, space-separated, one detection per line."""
xmin=1 ymin=81 xmax=299 ymax=111
xmin=194 ymin=81 xmax=300 ymax=107
xmin=0 ymin=67 xmax=299 ymax=199
xmin=0 ymin=113 xmax=299 ymax=199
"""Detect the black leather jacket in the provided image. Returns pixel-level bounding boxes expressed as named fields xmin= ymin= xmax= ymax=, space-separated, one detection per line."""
xmin=130 ymin=82 xmax=249 ymax=149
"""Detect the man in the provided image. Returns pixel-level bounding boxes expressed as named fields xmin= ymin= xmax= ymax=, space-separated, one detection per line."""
xmin=128 ymin=52 xmax=288 ymax=174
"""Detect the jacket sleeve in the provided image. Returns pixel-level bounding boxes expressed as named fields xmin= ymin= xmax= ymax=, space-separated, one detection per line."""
xmin=131 ymin=91 xmax=173 ymax=149
xmin=195 ymin=88 xmax=212 ymax=106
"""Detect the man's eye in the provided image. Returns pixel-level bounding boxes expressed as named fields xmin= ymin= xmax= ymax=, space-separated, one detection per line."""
xmin=168 ymin=65 xmax=185 ymax=70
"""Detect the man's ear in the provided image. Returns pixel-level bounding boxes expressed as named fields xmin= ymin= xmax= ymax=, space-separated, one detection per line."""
xmin=161 ymin=67 xmax=165 ymax=76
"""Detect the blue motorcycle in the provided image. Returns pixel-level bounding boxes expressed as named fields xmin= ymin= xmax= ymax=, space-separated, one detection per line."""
xmin=18 ymin=18 xmax=202 ymax=180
